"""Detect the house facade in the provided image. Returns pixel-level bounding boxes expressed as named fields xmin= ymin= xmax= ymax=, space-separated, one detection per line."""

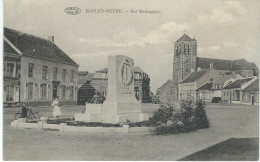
xmin=222 ymin=77 xmax=258 ymax=105
xmin=3 ymin=36 xmax=22 ymax=107
xmin=4 ymin=27 xmax=79 ymax=106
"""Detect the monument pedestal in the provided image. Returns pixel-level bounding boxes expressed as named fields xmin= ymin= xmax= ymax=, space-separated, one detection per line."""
xmin=74 ymin=55 xmax=149 ymax=123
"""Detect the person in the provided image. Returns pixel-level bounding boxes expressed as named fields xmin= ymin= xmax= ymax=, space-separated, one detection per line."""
xmin=21 ymin=103 xmax=29 ymax=118
xmin=52 ymin=97 xmax=62 ymax=118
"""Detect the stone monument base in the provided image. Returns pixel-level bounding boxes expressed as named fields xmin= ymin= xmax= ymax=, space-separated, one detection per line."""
xmin=74 ymin=104 xmax=149 ymax=123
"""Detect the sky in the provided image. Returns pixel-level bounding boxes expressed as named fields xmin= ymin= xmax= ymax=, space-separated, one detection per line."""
xmin=4 ymin=0 xmax=260 ymax=92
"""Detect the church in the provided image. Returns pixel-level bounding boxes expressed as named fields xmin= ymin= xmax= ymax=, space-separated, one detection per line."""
xmin=156 ymin=34 xmax=259 ymax=104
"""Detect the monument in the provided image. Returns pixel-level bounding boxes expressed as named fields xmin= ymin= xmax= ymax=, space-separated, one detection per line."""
xmin=74 ymin=55 xmax=149 ymax=123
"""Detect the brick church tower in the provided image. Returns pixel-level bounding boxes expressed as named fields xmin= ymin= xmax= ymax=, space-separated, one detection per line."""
xmin=171 ymin=34 xmax=197 ymax=100
xmin=173 ymin=34 xmax=197 ymax=83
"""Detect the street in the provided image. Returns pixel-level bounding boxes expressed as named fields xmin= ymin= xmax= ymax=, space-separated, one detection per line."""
xmin=3 ymin=103 xmax=259 ymax=160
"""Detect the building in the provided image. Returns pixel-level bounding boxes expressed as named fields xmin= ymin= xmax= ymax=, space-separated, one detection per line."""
xmin=197 ymin=73 xmax=244 ymax=102
xmin=166 ymin=33 xmax=259 ymax=103
xmin=178 ymin=64 xmax=232 ymax=101
xmin=4 ymin=27 xmax=79 ymax=106
xmin=242 ymin=79 xmax=259 ymax=105
xmin=3 ymin=33 xmax=22 ymax=107
xmin=155 ymin=80 xmax=173 ymax=104
xmin=77 ymin=71 xmax=95 ymax=105
xmin=222 ymin=77 xmax=257 ymax=105
xmin=89 ymin=67 xmax=151 ymax=103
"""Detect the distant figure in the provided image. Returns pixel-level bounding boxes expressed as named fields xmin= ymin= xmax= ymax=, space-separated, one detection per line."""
xmin=21 ymin=103 xmax=29 ymax=118
xmin=52 ymin=97 xmax=62 ymax=118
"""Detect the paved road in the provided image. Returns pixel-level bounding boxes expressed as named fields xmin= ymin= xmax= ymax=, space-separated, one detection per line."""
xmin=3 ymin=103 xmax=259 ymax=160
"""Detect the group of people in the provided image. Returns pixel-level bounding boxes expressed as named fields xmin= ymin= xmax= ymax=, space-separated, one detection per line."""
xmin=20 ymin=97 xmax=62 ymax=119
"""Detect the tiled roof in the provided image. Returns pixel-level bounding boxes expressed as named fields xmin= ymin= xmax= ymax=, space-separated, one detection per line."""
xmin=197 ymin=82 xmax=213 ymax=90
xmin=4 ymin=41 xmax=19 ymax=54
xmin=4 ymin=27 xmax=78 ymax=66
xmin=197 ymin=57 xmax=259 ymax=74
xmin=179 ymin=70 xmax=208 ymax=84
xmin=243 ymin=79 xmax=259 ymax=91
xmin=197 ymin=57 xmax=232 ymax=70
xmin=223 ymin=78 xmax=253 ymax=89
xmin=176 ymin=34 xmax=193 ymax=42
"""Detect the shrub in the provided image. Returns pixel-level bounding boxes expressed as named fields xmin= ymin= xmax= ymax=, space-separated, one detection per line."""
xmin=151 ymin=100 xmax=210 ymax=135
xmin=211 ymin=97 xmax=221 ymax=103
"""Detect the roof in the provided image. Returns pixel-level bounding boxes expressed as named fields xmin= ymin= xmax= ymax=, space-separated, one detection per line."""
xmin=4 ymin=41 xmax=19 ymax=54
xmin=197 ymin=82 xmax=213 ymax=90
xmin=134 ymin=67 xmax=144 ymax=73
xmin=78 ymin=71 xmax=89 ymax=75
xmin=179 ymin=70 xmax=208 ymax=84
xmin=243 ymin=79 xmax=259 ymax=91
xmin=197 ymin=57 xmax=259 ymax=74
xmin=4 ymin=27 xmax=78 ymax=67
xmin=214 ymin=74 xmax=233 ymax=84
xmin=197 ymin=57 xmax=232 ymax=70
xmin=78 ymin=72 xmax=94 ymax=84
xmin=223 ymin=78 xmax=253 ymax=89
xmin=176 ymin=34 xmax=193 ymax=42
xmin=96 ymin=68 xmax=108 ymax=73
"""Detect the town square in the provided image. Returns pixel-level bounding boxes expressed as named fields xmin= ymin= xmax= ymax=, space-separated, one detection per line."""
xmin=2 ymin=0 xmax=260 ymax=161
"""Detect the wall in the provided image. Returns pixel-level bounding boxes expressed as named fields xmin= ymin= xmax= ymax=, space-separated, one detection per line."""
xmin=20 ymin=56 xmax=78 ymax=106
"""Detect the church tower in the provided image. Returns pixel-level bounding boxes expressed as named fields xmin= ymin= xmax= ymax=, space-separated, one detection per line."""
xmin=173 ymin=34 xmax=197 ymax=83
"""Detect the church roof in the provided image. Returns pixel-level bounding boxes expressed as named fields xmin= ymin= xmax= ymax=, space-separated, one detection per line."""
xmin=197 ymin=57 xmax=232 ymax=70
xmin=179 ymin=70 xmax=208 ymax=84
xmin=4 ymin=27 xmax=78 ymax=67
xmin=176 ymin=34 xmax=193 ymax=42
xmin=197 ymin=57 xmax=258 ymax=74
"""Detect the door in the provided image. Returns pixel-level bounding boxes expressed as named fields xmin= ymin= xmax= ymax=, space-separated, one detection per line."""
xmin=14 ymin=86 xmax=19 ymax=102
xmin=251 ymin=95 xmax=255 ymax=105
xmin=53 ymin=88 xmax=57 ymax=99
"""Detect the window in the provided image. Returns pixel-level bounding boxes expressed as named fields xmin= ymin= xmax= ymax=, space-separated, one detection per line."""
xmin=6 ymin=62 xmax=15 ymax=77
xmin=28 ymin=63 xmax=34 ymax=77
xmin=26 ymin=83 xmax=34 ymax=99
xmin=71 ymin=70 xmax=75 ymax=82
xmin=4 ymin=85 xmax=14 ymax=101
xmin=62 ymin=69 xmax=67 ymax=81
xmin=42 ymin=66 xmax=48 ymax=79
xmin=35 ymin=84 xmax=38 ymax=99
xmin=188 ymin=45 xmax=190 ymax=54
xmin=53 ymin=67 xmax=58 ymax=80
xmin=61 ymin=86 xmax=66 ymax=99
xmin=41 ymin=84 xmax=47 ymax=99
xmin=224 ymin=92 xmax=226 ymax=96
xmin=69 ymin=86 xmax=74 ymax=99
xmin=135 ymin=87 xmax=139 ymax=99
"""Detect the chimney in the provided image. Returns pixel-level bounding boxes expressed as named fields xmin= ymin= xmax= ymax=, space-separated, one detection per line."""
xmin=197 ymin=67 xmax=201 ymax=71
xmin=210 ymin=62 xmax=214 ymax=69
xmin=47 ymin=36 xmax=54 ymax=43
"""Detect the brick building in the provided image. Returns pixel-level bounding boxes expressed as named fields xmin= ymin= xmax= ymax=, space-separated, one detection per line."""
xmin=4 ymin=28 xmax=79 ymax=106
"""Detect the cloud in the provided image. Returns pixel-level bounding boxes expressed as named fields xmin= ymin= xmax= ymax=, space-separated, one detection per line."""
xmin=112 ymin=22 xmax=190 ymax=47
xmin=198 ymin=45 xmax=221 ymax=52
xmin=198 ymin=1 xmax=245 ymax=24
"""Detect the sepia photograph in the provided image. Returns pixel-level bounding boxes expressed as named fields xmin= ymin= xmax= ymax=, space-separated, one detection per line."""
xmin=2 ymin=0 xmax=260 ymax=160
